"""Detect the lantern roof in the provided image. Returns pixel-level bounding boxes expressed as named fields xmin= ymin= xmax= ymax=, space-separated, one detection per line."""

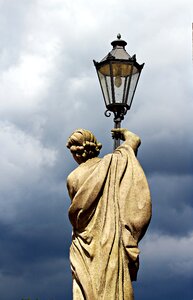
xmin=101 ymin=34 xmax=132 ymax=62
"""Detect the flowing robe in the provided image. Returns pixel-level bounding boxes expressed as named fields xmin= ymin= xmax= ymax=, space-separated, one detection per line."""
xmin=67 ymin=136 xmax=151 ymax=300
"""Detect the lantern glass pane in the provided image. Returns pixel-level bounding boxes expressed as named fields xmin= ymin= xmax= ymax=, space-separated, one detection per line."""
xmin=113 ymin=76 xmax=126 ymax=103
xmin=97 ymin=65 xmax=113 ymax=106
xmin=111 ymin=62 xmax=132 ymax=104
xmin=127 ymin=72 xmax=140 ymax=106
xmin=96 ymin=60 xmax=141 ymax=107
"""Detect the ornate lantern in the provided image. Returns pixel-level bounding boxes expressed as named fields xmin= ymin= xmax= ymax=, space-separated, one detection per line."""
xmin=93 ymin=34 xmax=144 ymax=148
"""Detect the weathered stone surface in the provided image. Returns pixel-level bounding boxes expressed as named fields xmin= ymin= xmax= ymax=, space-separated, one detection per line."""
xmin=66 ymin=128 xmax=151 ymax=300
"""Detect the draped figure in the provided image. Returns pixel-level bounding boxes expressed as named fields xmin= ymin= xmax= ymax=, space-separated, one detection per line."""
xmin=66 ymin=128 xmax=151 ymax=300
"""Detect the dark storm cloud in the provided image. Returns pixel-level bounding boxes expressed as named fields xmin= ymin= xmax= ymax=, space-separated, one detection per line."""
xmin=134 ymin=268 xmax=193 ymax=300
xmin=0 ymin=248 xmax=72 ymax=300
xmin=0 ymin=0 xmax=193 ymax=299
xmin=0 ymin=151 xmax=72 ymax=300
xmin=134 ymin=232 xmax=193 ymax=299
xmin=0 ymin=121 xmax=72 ymax=300
xmin=147 ymin=174 xmax=193 ymax=236
xmin=138 ymin=136 xmax=193 ymax=176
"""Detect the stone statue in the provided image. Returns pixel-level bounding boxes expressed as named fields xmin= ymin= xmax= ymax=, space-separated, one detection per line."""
xmin=66 ymin=128 xmax=151 ymax=300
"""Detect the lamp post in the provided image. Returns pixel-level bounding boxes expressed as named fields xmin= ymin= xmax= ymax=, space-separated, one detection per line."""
xmin=93 ymin=34 xmax=144 ymax=149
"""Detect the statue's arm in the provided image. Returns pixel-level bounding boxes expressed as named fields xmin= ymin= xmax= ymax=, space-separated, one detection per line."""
xmin=111 ymin=128 xmax=141 ymax=154
xmin=67 ymin=173 xmax=76 ymax=200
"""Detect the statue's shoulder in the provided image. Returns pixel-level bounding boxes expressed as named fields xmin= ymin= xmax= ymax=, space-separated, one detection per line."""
xmin=67 ymin=157 xmax=101 ymax=184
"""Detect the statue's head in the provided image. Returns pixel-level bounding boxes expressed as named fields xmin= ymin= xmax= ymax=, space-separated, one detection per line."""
xmin=66 ymin=129 xmax=102 ymax=164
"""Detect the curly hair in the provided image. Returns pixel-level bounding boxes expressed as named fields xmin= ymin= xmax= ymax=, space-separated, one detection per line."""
xmin=66 ymin=129 xmax=102 ymax=161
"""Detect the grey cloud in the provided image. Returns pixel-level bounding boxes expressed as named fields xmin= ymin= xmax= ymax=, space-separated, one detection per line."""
xmin=138 ymin=136 xmax=193 ymax=176
xmin=0 ymin=0 xmax=34 ymax=69
xmin=147 ymin=174 xmax=193 ymax=236
xmin=134 ymin=233 xmax=193 ymax=299
xmin=0 ymin=0 xmax=193 ymax=299
xmin=0 ymin=255 xmax=72 ymax=300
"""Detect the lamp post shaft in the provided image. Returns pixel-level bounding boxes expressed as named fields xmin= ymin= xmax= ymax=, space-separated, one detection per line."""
xmin=114 ymin=121 xmax=121 ymax=150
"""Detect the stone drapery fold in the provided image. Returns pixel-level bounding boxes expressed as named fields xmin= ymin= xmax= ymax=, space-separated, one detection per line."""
xmin=67 ymin=138 xmax=151 ymax=300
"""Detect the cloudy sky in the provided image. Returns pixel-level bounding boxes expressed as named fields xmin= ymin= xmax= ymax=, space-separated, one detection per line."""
xmin=0 ymin=0 xmax=193 ymax=299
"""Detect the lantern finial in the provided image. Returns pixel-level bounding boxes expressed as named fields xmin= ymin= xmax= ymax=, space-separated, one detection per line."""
xmin=111 ymin=35 xmax=127 ymax=48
